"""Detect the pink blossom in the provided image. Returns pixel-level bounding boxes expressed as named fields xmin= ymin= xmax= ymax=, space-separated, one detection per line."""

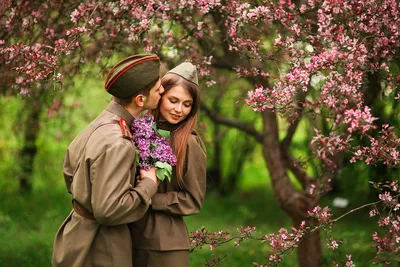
xmin=327 ymin=240 xmax=339 ymax=250
xmin=344 ymin=106 xmax=377 ymax=134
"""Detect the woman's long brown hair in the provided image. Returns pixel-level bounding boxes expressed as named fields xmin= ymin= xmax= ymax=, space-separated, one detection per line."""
xmin=151 ymin=73 xmax=202 ymax=189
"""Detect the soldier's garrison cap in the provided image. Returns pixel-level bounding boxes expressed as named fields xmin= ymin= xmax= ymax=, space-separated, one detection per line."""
xmin=105 ymin=54 xmax=160 ymax=98
xmin=167 ymin=62 xmax=199 ymax=87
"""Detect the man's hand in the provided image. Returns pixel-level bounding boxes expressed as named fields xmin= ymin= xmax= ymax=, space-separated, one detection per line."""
xmin=138 ymin=167 xmax=160 ymax=186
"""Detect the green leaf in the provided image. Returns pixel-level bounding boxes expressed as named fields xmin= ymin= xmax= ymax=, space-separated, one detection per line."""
xmin=154 ymin=161 xmax=170 ymax=169
xmin=135 ymin=149 xmax=140 ymax=165
xmin=156 ymin=168 xmax=172 ymax=182
xmin=156 ymin=168 xmax=167 ymax=182
xmin=154 ymin=162 xmax=173 ymax=182
xmin=152 ymin=123 xmax=158 ymax=133
xmin=165 ymin=172 xmax=172 ymax=182
xmin=157 ymin=129 xmax=170 ymax=138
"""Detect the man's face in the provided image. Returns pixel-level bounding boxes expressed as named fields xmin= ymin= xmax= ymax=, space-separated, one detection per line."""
xmin=143 ymin=79 xmax=164 ymax=110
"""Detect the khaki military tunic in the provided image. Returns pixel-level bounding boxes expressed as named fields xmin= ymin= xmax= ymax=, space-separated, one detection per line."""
xmin=129 ymin=122 xmax=207 ymax=266
xmin=52 ymin=101 xmax=158 ymax=267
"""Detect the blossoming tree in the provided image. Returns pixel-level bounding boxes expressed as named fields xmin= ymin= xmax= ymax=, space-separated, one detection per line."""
xmin=1 ymin=0 xmax=399 ymax=266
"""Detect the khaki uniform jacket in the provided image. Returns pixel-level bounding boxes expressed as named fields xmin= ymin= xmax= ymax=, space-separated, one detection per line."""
xmin=52 ymin=101 xmax=158 ymax=267
xmin=129 ymin=126 xmax=207 ymax=251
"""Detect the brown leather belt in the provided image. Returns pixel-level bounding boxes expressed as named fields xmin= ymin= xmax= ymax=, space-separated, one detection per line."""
xmin=72 ymin=200 xmax=95 ymax=220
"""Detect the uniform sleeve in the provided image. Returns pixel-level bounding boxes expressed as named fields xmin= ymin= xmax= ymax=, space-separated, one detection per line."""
xmin=63 ymin=149 xmax=73 ymax=194
xmin=90 ymin=140 xmax=158 ymax=226
xmin=151 ymin=135 xmax=207 ymax=216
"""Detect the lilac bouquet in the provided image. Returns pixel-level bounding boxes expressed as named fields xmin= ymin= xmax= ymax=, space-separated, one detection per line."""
xmin=131 ymin=113 xmax=177 ymax=182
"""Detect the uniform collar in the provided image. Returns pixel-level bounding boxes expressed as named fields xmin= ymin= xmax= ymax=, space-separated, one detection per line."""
xmin=106 ymin=100 xmax=135 ymax=125
xmin=156 ymin=120 xmax=182 ymax=133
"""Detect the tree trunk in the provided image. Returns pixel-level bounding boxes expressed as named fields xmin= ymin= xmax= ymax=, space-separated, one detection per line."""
xmin=296 ymin=218 xmax=322 ymax=267
xmin=19 ymin=100 xmax=42 ymax=192
xmin=261 ymin=110 xmax=322 ymax=267
xmin=207 ymin=123 xmax=224 ymax=192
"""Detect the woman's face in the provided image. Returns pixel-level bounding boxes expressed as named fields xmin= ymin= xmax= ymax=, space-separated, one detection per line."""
xmin=159 ymin=85 xmax=193 ymax=124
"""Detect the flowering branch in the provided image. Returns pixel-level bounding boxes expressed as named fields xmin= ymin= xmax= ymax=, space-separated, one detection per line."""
xmin=191 ymin=180 xmax=400 ymax=266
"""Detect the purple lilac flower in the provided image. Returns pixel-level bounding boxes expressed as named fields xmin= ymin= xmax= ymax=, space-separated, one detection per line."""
xmin=136 ymin=138 xmax=151 ymax=158
xmin=131 ymin=113 xmax=154 ymax=139
xmin=151 ymin=135 xmax=177 ymax=166
xmin=139 ymin=161 xmax=152 ymax=170
xmin=130 ymin=114 xmax=177 ymax=178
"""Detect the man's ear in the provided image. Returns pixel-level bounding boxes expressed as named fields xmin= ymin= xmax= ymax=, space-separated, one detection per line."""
xmin=134 ymin=94 xmax=146 ymax=107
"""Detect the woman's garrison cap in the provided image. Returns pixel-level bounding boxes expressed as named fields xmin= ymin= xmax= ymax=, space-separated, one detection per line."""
xmin=105 ymin=54 xmax=160 ymax=98
xmin=167 ymin=62 xmax=199 ymax=87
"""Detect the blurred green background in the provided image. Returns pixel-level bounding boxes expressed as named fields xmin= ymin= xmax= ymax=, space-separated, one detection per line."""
xmin=0 ymin=73 xmax=397 ymax=267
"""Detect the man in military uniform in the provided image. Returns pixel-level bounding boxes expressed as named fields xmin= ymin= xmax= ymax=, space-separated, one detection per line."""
xmin=52 ymin=54 xmax=164 ymax=267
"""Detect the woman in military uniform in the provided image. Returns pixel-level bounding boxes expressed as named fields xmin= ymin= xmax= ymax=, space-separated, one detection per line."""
xmin=130 ymin=62 xmax=207 ymax=267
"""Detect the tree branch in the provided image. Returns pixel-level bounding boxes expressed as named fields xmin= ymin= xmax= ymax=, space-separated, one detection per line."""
xmin=281 ymin=91 xmax=308 ymax=149
xmin=282 ymin=118 xmax=301 ymax=150
xmin=279 ymin=91 xmax=311 ymax=190
xmin=315 ymin=154 xmax=341 ymax=201
xmin=201 ymin=103 xmax=263 ymax=143
xmin=284 ymin=153 xmax=312 ymax=190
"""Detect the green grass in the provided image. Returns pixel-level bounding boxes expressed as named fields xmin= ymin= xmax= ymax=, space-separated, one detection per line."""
xmin=0 ymin=186 xmax=391 ymax=267
xmin=0 ymin=189 xmax=70 ymax=267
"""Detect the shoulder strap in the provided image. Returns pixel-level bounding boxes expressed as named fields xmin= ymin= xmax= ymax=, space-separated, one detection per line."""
xmin=96 ymin=119 xmax=120 ymax=129
xmin=118 ymin=118 xmax=134 ymax=140
xmin=97 ymin=119 xmax=133 ymax=140
xmin=190 ymin=129 xmax=206 ymax=153
xmin=81 ymin=119 xmax=121 ymax=152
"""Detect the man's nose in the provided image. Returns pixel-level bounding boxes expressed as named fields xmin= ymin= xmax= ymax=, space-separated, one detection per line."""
xmin=159 ymin=85 xmax=165 ymax=94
